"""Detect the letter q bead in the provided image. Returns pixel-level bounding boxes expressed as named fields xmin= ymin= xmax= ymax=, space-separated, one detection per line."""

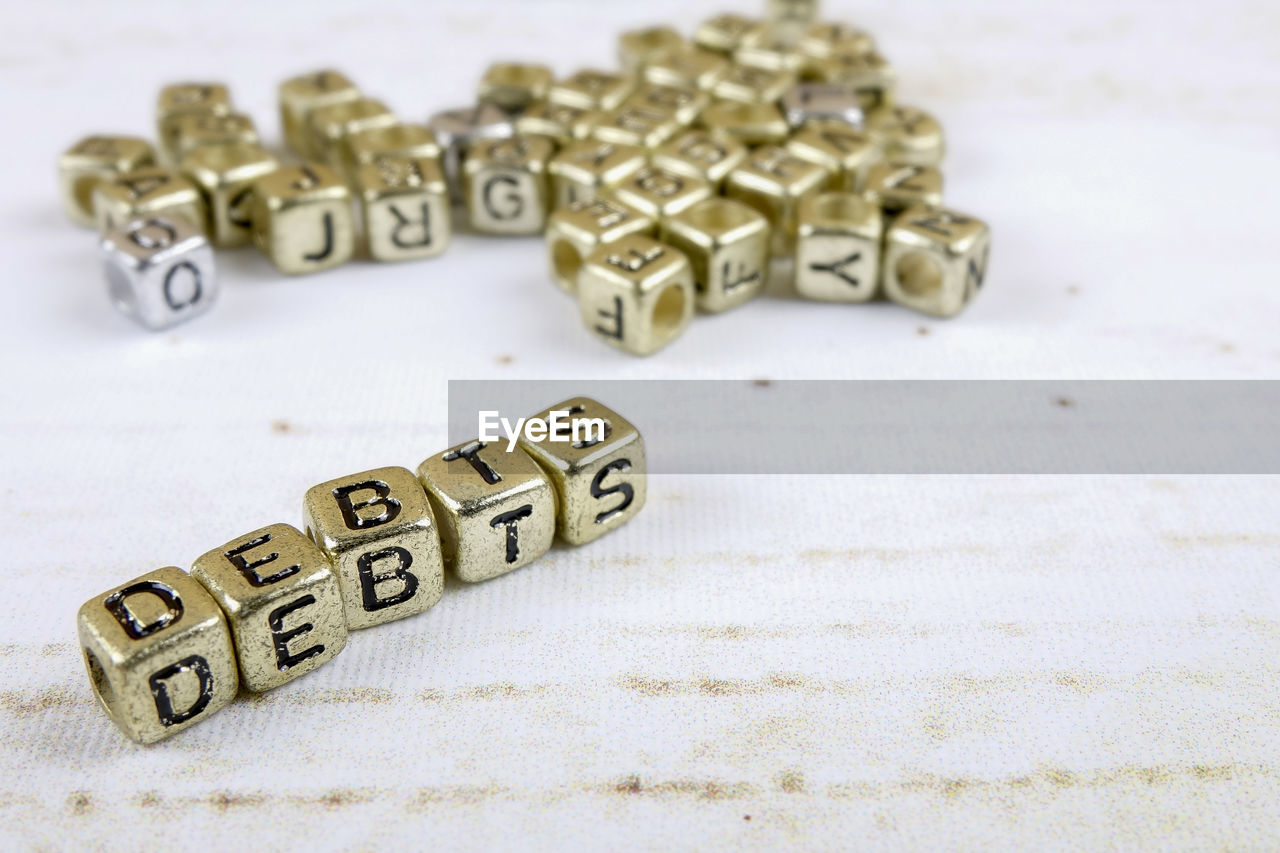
xmin=303 ymin=466 xmax=445 ymax=630
xmin=417 ymin=441 xmax=556 ymax=583
xmin=78 ymin=567 xmax=238 ymax=744
xmin=100 ymin=214 xmax=216 ymax=331
xmin=517 ymin=397 xmax=647 ymax=545
xmin=191 ymin=524 xmax=346 ymax=692
xmin=883 ymin=205 xmax=991 ymax=318
xmin=578 ymin=233 xmax=694 ymax=356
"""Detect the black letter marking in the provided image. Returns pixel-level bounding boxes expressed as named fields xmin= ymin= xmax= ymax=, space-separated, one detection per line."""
xmin=722 ymin=261 xmax=761 ymax=293
xmin=268 ymin=595 xmax=324 ymax=670
xmin=389 ymin=202 xmax=433 ymax=248
xmin=808 ymin=251 xmax=862 ymax=288
xmin=490 ymin=505 xmax=534 ymax=564
xmin=332 ymin=480 xmax=401 ymax=530
xmin=595 ymin=296 xmax=624 ymax=340
xmin=356 ymin=547 xmax=419 ymax=611
xmin=224 ymin=533 xmax=299 ymax=587
xmin=591 ymin=460 xmax=635 ymax=524
xmin=162 ymin=261 xmax=202 ymax=310
xmin=482 ymin=175 xmax=524 ymax=221
xmin=104 ymin=581 xmax=183 ymax=640
xmin=443 ymin=442 xmax=501 ymax=485
xmin=149 ymin=654 xmax=214 ymax=727
xmin=303 ymin=212 xmax=335 ymax=262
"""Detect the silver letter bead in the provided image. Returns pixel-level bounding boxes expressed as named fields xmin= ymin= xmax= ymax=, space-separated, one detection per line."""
xmin=99 ymin=214 xmax=216 ymax=330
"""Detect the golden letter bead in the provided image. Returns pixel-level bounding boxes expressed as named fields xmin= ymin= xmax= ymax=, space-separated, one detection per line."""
xmin=478 ymin=62 xmax=553 ymax=112
xmin=517 ymin=397 xmax=648 ymax=545
xmin=795 ymin=192 xmax=883 ymax=302
xmin=278 ymin=69 xmax=360 ymax=159
xmin=700 ymin=100 xmax=790 ymax=147
xmin=180 ymin=142 xmax=278 ymax=247
xmin=463 ymin=135 xmax=556 ymax=235
xmin=712 ymin=64 xmax=796 ymax=104
xmin=78 ymin=567 xmax=237 ymax=744
xmin=799 ymin=22 xmax=875 ymax=62
xmin=694 ymin=13 xmax=759 ymax=54
xmin=665 ymin=197 xmax=771 ymax=313
xmin=302 ymin=466 xmax=445 ymax=630
xmin=786 ymin=119 xmax=882 ymax=190
xmin=156 ymin=82 xmax=232 ymax=128
xmin=548 ymin=140 xmax=646 ymax=208
xmin=549 ymin=69 xmax=635 ymax=112
xmin=516 ymin=101 xmax=601 ymax=146
xmin=866 ymin=105 xmax=945 ymax=167
xmin=808 ymin=51 xmax=896 ymax=109
xmin=59 ymin=135 xmax=156 ymax=227
xmin=652 ymin=129 xmax=747 ymax=188
xmin=610 ymin=166 xmax=713 ymax=235
xmin=417 ymin=442 xmax=556 ymax=583
xmin=428 ymin=104 xmax=516 ymax=202
xmin=357 ymin=155 xmax=451 ymax=261
xmin=643 ymin=47 xmax=730 ymax=91
xmin=619 ymin=26 xmax=686 ymax=73
xmin=863 ymin=162 xmax=944 ymax=215
xmin=92 ymin=167 xmax=204 ymax=233
xmin=309 ymin=98 xmax=397 ymax=168
xmin=592 ymin=104 xmax=683 ymax=149
xmin=546 ymin=197 xmax=655 ymax=294
xmin=191 ymin=524 xmax=346 ymax=693
xmin=623 ymin=82 xmax=709 ymax=126
xmin=251 ymin=164 xmax=355 ymax=275
xmin=578 ymin=233 xmax=694 ymax=356
xmin=341 ymin=124 xmax=441 ymax=179
xmin=766 ymin=0 xmax=820 ymax=30
xmin=725 ymin=145 xmax=828 ymax=255
xmin=163 ymin=113 xmax=259 ymax=165
xmin=883 ymin=205 xmax=991 ymax=318
xmin=734 ymin=25 xmax=808 ymax=72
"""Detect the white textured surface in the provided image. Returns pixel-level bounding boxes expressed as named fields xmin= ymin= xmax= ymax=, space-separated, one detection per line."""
xmin=0 ymin=0 xmax=1277 ymax=850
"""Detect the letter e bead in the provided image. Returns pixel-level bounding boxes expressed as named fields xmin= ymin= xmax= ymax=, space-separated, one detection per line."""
xmin=77 ymin=567 xmax=238 ymax=743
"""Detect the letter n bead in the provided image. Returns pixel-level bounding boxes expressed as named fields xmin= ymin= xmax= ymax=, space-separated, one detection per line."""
xmin=578 ymin=233 xmax=695 ymax=356
xmin=77 ymin=567 xmax=238 ymax=743
xmin=302 ymin=466 xmax=445 ymax=630
xmin=517 ymin=397 xmax=647 ymax=545
xmin=883 ymin=205 xmax=991 ymax=318
xmin=417 ymin=441 xmax=556 ymax=583
xmin=191 ymin=524 xmax=346 ymax=692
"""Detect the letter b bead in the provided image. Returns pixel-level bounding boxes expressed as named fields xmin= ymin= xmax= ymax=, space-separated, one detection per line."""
xmin=191 ymin=524 xmax=346 ymax=692
xmin=517 ymin=397 xmax=647 ymax=545
xmin=302 ymin=466 xmax=445 ymax=630
xmin=78 ymin=567 xmax=238 ymax=743
xmin=417 ymin=441 xmax=556 ymax=583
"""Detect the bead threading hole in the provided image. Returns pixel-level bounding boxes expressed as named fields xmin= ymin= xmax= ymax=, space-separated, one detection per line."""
xmin=552 ymin=240 xmax=582 ymax=291
xmin=895 ymin=251 xmax=943 ymax=298
xmin=651 ymin=284 xmax=686 ymax=341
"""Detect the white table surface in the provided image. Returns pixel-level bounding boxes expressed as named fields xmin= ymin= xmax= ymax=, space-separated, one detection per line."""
xmin=1 ymin=1 xmax=1277 ymax=849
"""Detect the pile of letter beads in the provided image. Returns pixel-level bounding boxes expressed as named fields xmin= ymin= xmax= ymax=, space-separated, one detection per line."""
xmin=77 ymin=397 xmax=645 ymax=743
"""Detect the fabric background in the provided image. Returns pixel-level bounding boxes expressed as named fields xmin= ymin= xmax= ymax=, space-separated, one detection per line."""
xmin=0 ymin=1 xmax=1276 ymax=849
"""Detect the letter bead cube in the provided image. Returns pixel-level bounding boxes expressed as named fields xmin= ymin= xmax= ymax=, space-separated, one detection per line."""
xmin=883 ymin=205 xmax=991 ymax=318
xmin=786 ymin=119 xmax=882 ymax=191
xmin=303 ymin=466 xmax=445 ymax=630
xmin=180 ymin=142 xmax=278 ymax=247
xmin=516 ymin=101 xmax=602 ymax=147
xmin=100 ymin=214 xmax=217 ymax=331
xmin=251 ymin=164 xmax=355 ymax=275
xmin=59 ymin=135 xmax=156 ymax=227
xmin=341 ymin=124 xmax=442 ymax=179
xmin=799 ymin=23 xmax=876 ymax=62
xmin=418 ymin=442 xmax=556 ymax=583
xmin=548 ymin=140 xmax=647 ymax=208
xmin=463 ymin=135 xmax=556 ymax=235
xmin=162 ymin=113 xmax=259 ymax=165
xmin=578 ymin=233 xmax=694 ymax=356
xmin=712 ymin=64 xmax=795 ymax=104
xmin=550 ymin=69 xmax=635 ymax=112
xmin=78 ymin=567 xmax=238 ymax=744
xmin=428 ymin=104 xmax=516 ymax=202
xmin=694 ymin=13 xmax=759 ymax=54
xmin=191 ymin=524 xmax=346 ymax=692
xmin=308 ymin=98 xmax=397 ymax=168
xmin=866 ymin=105 xmax=945 ymax=167
xmin=357 ymin=156 xmax=451 ymax=261
xmin=725 ymin=146 xmax=828 ymax=255
xmin=92 ymin=167 xmax=204 ymax=233
xmin=610 ymin=166 xmax=713 ymax=235
xmin=591 ymin=104 xmax=684 ymax=149
xmin=699 ymin=100 xmax=790 ymax=147
xmin=666 ymin=198 xmax=771 ymax=313
xmin=652 ymin=129 xmax=747 ymax=188
xmin=624 ymin=83 xmax=709 ymax=126
xmin=478 ymin=62 xmax=553 ymax=112
xmin=546 ymin=197 xmax=655 ymax=294
xmin=863 ymin=162 xmax=943 ymax=215
xmin=517 ymin=397 xmax=647 ymax=545
xmin=156 ymin=83 xmax=232 ymax=150
xmin=619 ymin=26 xmax=686 ymax=73
xmin=643 ymin=48 xmax=730 ymax=92
xmin=795 ymin=192 xmax=883 ymax=302
xmin=809 ymin=51 xmax=896 ymax=109
xmin=279 ymin=69 xmax=361 ymax=159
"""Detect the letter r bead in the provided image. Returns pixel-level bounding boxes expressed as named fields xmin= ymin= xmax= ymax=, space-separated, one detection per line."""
xmin=303 ymin=466 xmax=444 ymax=629
xmin=78 ymin=567 xmax=238 ymax=743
